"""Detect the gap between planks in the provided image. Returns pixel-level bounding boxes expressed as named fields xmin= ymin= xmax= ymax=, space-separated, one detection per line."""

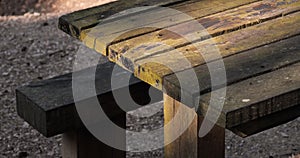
xmin=111 ymin=11 xmax=300 ymax=89
xmin=198 ymin=62 xmax=300 ymax=129
xmin=59 ymin=0 xmax=197 ymax=37
xmin=80 ymin=0 xmax=261 ymax=54
xmin=162 ymin=35 xmax=300 ymax=107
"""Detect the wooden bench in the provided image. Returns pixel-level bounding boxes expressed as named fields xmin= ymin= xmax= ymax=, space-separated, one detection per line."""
xmin=17 ymin=0 xmax=300 ymax=157
xmin=17 ymin=62 xmax=163 ymax=157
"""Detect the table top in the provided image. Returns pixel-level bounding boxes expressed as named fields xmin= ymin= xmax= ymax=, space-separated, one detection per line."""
xmin=59 ymin=0 xmax=300 ymax=137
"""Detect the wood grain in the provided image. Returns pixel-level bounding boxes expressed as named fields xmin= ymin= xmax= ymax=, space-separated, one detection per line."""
xmin=199 ymin=62 xmax=300 ymax=130
xmin=164 ymin=94 xmax=225 ymax=158
xmin=59 ymin=0 xmax=190 ymax=38
xmin=163 ymin=36 xmax=300 ymax=133
xmin=110 ymin=0 xmax=300 ymax=60
xmin=164 ymin=94 xmax=198 ymax=158
xmin=16 ymin=62 xmax=162 ymax=137
xmin=80 ymin=0 xmax=260 ymax=54
xmin=56 ymin=0 xmax=300 ymax=139
xmin=164 ymin=35 xmax=300 ymax=104
xmin=129 ymin=11 xmax=300 ymax=89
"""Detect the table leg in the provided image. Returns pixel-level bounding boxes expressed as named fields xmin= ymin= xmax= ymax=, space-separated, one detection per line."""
xmin=164 ymin=94 xmax=225 ymax=158
xmin=62 ymin=113 xmax=126 ymax=158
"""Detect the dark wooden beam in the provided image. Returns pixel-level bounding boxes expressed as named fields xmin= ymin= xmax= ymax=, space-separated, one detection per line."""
xmin=16 ymin=61 xmax=162 ymax=137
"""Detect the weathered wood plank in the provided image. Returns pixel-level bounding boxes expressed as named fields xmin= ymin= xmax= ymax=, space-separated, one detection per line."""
xmin=164 ymin=94 xmax=225 ymax=158
xmin=80 ymin=0 xmax=260 ymax=54
xmin=198 ymin=63 xmax=300 ymax=133
xmin=108 ymin=0 xmax=300 ymax=53
xmin=164 ymin=35 xmax=300 ymax=104
xmin=16 ymin=62 xmax=162 ymax=137
xmin=229 ymin=104 xmax=300 ymax=137
xmin=59 ymin=0 xmax=197 ymax=38
xmin=121 ymin=11 xmax=300 ymax=89
xmin=73 ymin=0 xmax=203 ymax=37
xmin=109 ymin=0 xmax=300 ymax=61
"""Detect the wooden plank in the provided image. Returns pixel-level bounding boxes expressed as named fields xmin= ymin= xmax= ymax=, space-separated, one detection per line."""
xmin=78 ymin=0 xmax=260 ymax=39
xmin=73 ymin=0 xmax=202 ymax=36
xmin=163 ymin=35 xmax=300 ymax=134
xmin=59 ymin=0 xmax=197 ymax=38
xmin=198 ymin=63 xmax=300 ymax=133
xmin=229 ymin=104 xmax=300 ymax=137
xmin=164 ymin=35 xmax=300 ymax=103
xmin=16 ymin=62 xmax=162 ymax=137
xmin=164 ymin=94 xmax=225 ymax=158
xmin=80 ymin=0 xmax=260 ymax=54
xmin=118 ymin=11 xmax=300 ymax=89
xmin=110 ymin=0 xmax=300 ymax=60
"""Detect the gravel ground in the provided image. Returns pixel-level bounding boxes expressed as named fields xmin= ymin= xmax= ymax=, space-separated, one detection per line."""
xmin=0 ymin=4 xmax=300 ymax=158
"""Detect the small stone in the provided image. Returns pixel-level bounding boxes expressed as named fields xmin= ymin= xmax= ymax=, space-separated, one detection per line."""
xmin=47 ymin=151 xmax=54 ymax=156
xmin=33 ymin=138 xmax=39 ymax=142
xmin=280 ymin=132 xmax=289 ymax=138
xmin=242 ymin=99 xmax=251 ymax=103
xmin=13 ymin=133 xmax=19 ymax=138
xmin=22 ymin=122 xmax=29 ymax=128
xmin=33 ymin=12 xmax=41 ymax=16
xmin=141 ymin=129 xmax=149 ymax=133
xmin=2 ymin=72 xmax=9 ymax=76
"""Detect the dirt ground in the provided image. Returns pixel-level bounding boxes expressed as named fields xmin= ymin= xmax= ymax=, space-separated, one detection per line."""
xmin=0 ymin=0 xmax=299 ymax=157
xmin=0 ymin=0 xmax=115 ymax=15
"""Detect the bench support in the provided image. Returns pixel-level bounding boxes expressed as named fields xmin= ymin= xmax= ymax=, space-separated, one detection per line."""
xmin=61 ymin=94 xmax=225 ymax=158
xmin=164 ymin=94 xmax=225 ymax=158
xmin=62 ymin=114 xmax=126 ymax=158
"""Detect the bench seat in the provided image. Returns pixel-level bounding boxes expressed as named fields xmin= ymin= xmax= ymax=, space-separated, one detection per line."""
xmin=16 ymin=61 xmax=162 ymax=137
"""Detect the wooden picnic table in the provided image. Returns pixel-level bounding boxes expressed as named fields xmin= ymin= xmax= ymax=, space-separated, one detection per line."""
xmin=23 ymin=0 xmax=300 ymax=157
xmin=58 ymin=0 xmax=300 ymax=157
